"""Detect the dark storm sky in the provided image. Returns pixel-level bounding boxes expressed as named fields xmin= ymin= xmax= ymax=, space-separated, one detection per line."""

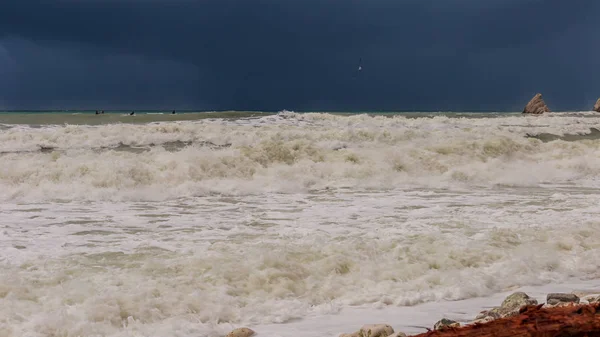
xmin=0 ymin=0 xmax=598 ymax=111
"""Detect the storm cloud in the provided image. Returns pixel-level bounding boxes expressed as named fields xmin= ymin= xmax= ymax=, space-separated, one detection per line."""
xmin=0 ymin=0 xmax=598 ymax=111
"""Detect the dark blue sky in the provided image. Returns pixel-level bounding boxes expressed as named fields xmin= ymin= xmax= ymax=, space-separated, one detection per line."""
xmin=0 ymin=0 xmax=598 ymax=111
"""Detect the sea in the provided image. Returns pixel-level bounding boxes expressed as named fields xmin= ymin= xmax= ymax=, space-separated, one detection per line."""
xmin=1 ymin=110 xmax=600 ymax=337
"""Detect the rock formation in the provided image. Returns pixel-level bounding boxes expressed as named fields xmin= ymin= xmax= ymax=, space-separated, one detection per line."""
xmin=522 ymin=93 xmax=550 ymax=114
xmin=594 ymin=98 xmax=600 ymax=112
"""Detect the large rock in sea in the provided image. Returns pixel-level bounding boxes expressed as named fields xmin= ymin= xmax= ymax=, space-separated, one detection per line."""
xmin=522 ymin=93 xmax=550 ymax=114
xmin=594 ymin=98 xmax=600 ymax=112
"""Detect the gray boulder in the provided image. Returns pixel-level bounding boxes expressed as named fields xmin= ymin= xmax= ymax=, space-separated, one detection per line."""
xmin=474 ymin=292 xmax=538 ymax=323
xmin=546 ymin=293 xmax=580 ymax=306
xmin=434 ymin=318 xmax=460 ymax=330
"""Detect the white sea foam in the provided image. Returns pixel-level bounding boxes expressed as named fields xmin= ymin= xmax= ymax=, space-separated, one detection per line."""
xmin=1 ymin=112 xmax=600 ymax=336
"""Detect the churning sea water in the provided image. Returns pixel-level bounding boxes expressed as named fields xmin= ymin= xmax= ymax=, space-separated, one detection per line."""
xmin=1 ymin=110 xmax=600 ymax=337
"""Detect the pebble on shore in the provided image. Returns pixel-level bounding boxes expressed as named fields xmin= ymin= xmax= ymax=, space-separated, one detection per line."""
xmin=474 ymin=291 xmax=538 ymax=323
xmin=225 ymin=327 xmax=255 ymax=337
xmin=339 ymin=323 xmax=395 ymax=337
xmin=546 ymin=293 xmax=580 ymax=306
xmin=433 ymin=318 xmax=460 ymax=330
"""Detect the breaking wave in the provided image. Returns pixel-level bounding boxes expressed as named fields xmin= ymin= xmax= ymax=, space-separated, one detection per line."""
xmin=2 ymin=112 xmax=600 ymax=202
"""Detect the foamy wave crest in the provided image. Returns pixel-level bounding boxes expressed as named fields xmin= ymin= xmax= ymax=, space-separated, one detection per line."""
xmin=3 ymin=195 xmax=600 ymax=336
xmin=2 ymin=112 xmax=600 ymax=202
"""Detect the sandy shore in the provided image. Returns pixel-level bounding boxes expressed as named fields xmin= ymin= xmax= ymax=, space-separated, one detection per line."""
xmin=220 ymin=279 xmax=600 ymax=337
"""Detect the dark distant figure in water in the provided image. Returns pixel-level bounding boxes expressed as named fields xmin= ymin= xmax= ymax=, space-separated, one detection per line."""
xmin=95 ymin=110 xmax=99 ymax=115
xmin=129 ymin=111 xmax=135 ymax=116
xmin=172 ymin=110 xmax=176 ymax=114
xmin=101 ymin=110 xmax=105 ymax=114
